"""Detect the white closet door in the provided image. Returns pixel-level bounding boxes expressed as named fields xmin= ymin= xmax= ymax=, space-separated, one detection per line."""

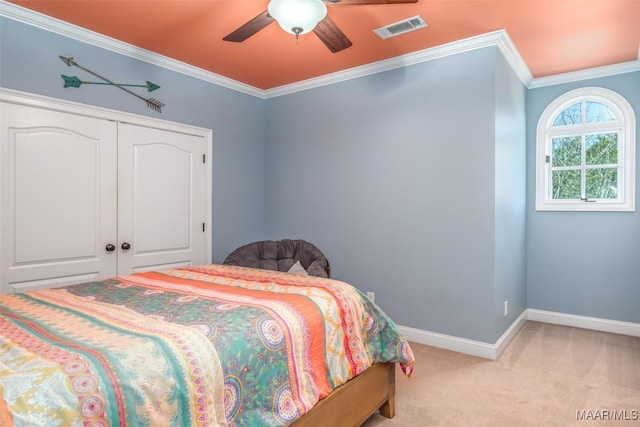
xmin=0 ymin=104 xmax=118 ymax=293
xmin=117 ymin=123 xmax=206 ymax=274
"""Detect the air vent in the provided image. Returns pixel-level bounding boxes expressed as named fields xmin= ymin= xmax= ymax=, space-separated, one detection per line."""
xmin=374 ymin=16 xmax=428 ymax=40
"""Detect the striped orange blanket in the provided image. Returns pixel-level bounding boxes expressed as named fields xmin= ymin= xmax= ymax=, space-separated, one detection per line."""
xmin=0 ymin=264 xmax=414 ymax=426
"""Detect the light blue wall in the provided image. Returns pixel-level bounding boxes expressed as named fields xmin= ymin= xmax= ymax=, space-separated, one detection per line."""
xmin=265 ymin=47 xmax=526 ymax=343
xmin=494 ymin=53 xmax=527 ymax=338
xmin=0 ymin=18 xmax=268 ymax=263
xmin=526 ymin=71 xmax=640 ymax=324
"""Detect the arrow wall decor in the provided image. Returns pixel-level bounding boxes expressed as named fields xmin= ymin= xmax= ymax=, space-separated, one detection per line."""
xmin=62 ymin=75 xmax=161 ymax=92
xmin=60 ymin=56 xmax=165 ymax=112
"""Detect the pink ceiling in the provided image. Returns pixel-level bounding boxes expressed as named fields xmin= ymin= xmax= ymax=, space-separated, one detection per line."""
xmin=6 ymin=0 xmax=640 ymax=90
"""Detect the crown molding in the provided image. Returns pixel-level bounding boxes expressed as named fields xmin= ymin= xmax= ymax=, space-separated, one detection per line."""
xmin=528 ymin=60 xmax=640 ymax=89
xmin=495 ymin=29 xmax=534 ymax=86
xmin=0 ymin=1 xmax=267 ymax=98
xmin=2 ymin=1 xmax=638 ymax=98
xmin=265 ymin=30 xmax=533 ymax=98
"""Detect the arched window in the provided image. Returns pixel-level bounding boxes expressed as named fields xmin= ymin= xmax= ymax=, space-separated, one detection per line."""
xmin=536 ymin=87 xmax=635 ymax=211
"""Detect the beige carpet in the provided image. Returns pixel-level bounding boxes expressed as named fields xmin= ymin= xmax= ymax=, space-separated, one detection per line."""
xmin=364 ymin=321 xmax=640 ymax=426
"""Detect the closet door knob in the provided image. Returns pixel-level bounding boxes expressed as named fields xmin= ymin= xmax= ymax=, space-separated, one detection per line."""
xmin=121 ymin=242 xmax=131 ymax=250
xmin=105 ymin=244 xmax=116 ymax=252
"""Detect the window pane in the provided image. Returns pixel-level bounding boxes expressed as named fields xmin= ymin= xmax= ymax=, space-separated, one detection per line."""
xmin=537 ymin=87 xmax=634 ymax=211
xmin=552 ymin=136 xmax=581 ymax=167
xmin=553 ymin=103 xmax=581 ymax=126
xmin=552 ymin=170 xmax=581 ymax=199
xmin=585 ymin=102 xmax=616 ymax=123
xmin=586 ymin=133 xmax=618 ymax=165
xmin=586 ymin=168 xmax=618 ymax=199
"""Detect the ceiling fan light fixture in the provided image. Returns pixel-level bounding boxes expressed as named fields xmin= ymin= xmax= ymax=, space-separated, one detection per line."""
xmin=268 ymin=0 xmax=327 ymax=36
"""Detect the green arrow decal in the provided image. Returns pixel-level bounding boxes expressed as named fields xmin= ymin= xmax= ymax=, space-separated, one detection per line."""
xmin=61 ymin=75 xmax=161 ymax=92
xmin=59 ymin=56 xmax=164 ymax=112
xmin=146 ymin=81 xmax=160 ymax=92
xmin=62 ymin=75 xmax=83 ymax=88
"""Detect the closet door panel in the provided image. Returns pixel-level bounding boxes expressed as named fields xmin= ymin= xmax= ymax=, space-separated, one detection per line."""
xmin=117 ymin=123 xmax=206 ymax=274
xmin=0 ymin=104 xmax=118 ymax=293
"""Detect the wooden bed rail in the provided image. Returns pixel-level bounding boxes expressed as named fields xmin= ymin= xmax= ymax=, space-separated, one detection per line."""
xmin=292 ymin=363 xmax=396 ymax=427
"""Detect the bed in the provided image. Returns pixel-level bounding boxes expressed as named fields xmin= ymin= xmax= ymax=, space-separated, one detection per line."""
xmin=0 ymin=264 xmax=414 ymax=426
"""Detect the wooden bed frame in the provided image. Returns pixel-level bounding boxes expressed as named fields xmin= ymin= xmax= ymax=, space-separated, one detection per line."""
xmin=292 ymin=363 xmax=396 ymax=427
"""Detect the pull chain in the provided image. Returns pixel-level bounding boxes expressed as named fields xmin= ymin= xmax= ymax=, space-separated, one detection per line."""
xmin=292 ymin=27 xmax=303 ymax=50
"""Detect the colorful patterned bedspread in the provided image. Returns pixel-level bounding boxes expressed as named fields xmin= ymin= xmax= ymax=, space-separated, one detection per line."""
xmin=0 ymin=264 xmax=414 ymax=426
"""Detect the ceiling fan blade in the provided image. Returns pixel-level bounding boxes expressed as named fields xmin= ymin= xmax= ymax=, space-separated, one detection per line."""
xmin=313 ymin=16 xmax=353 ymax=53
xmin=223 ymin=10 xmax=275 ymax=42
xmin=329 ymin=0 xmax=418 ymax=4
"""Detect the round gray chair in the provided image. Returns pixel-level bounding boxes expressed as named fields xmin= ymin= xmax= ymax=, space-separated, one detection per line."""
xmin=223 ymin=239 xmax=330 ymax=278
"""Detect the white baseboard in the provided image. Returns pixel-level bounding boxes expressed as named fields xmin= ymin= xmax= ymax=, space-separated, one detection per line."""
xmin=399 ymin=325 xmax=497 ymax=360
xmin=398 ymin=310 xmax=527 ymax=360
xmin=526 ymin=309 xmax=640 ymax=337
xmin=399 ymin=309 xmax=640 ymax=360
xmin=495 ymin=311 xmax=529 ymax=358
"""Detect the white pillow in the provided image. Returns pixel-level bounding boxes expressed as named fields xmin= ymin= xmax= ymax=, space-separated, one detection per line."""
xmin=287 ymin=261 xmax=308 ymax=276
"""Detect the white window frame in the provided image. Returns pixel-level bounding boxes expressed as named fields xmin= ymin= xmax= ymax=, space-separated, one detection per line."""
xmin=536 ymin=87 xmax=636 ymax=211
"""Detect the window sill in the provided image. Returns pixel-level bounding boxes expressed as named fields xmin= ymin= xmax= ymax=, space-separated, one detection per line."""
xmin=535 ymin=200 xmax=635 ymax=212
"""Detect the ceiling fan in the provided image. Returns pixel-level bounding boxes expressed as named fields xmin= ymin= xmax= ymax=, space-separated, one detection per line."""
xmin=223 ymin=0 xmax=419 ymax=53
